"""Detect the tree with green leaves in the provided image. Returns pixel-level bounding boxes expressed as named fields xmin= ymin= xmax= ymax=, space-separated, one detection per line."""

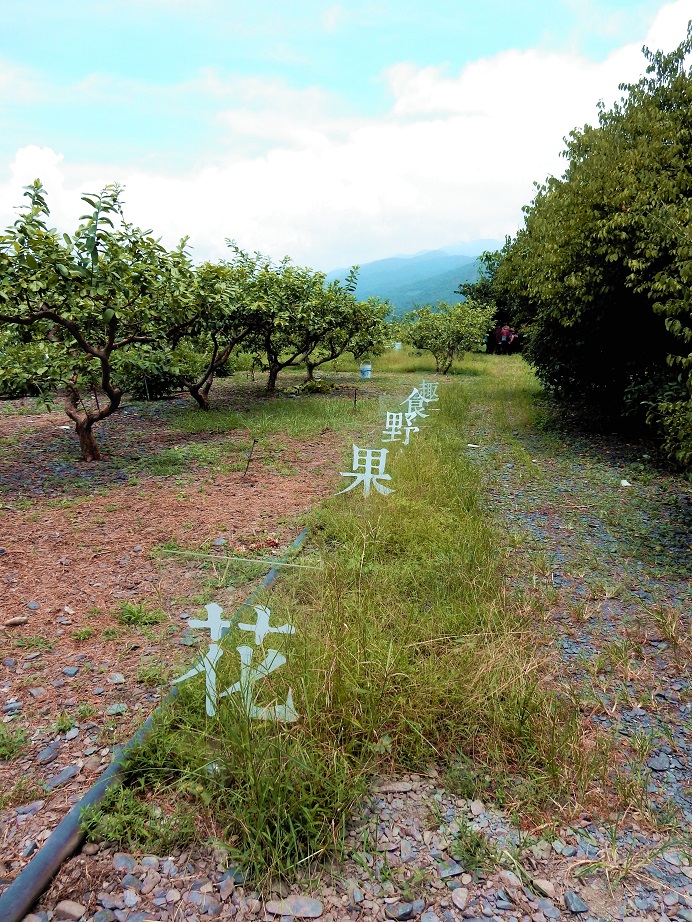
xmin=225 ymin=246 xmax=387 ymax=392
xmin=0 ymin=182 xmax=194 ymax=460
xmin=402 ymin=300 xmax=495 ymax=373
xmin=493 ymin=26 xmax=692 ymax=465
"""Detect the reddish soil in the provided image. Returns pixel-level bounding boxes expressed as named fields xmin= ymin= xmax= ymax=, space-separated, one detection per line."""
xmin=0 ymin=383 xmax=352 ymax=888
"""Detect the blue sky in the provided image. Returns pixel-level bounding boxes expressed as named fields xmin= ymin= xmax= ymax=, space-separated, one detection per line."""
xmin=0 ymin=0 xmax=690 ymax=266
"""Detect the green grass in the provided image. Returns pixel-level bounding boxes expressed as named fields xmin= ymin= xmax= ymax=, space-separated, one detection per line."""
xmin=13 ymin=635 xmax=53 ymax=651
xmin=173 ymin=392 xmax=380 ymax=440
xmin=0 ymin=724 xmax=28 ymax=761
xmin=87 ymin=371 xmax=592 ymax=885
xmin=116 ymin=601 xmax=166 ymax=627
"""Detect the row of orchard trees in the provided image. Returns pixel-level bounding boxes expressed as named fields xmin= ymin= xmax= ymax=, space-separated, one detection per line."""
xmin=482 ymin=29 xmax=692 ymax=469
xmin=0 ymin=183 xmax=390 ymax=461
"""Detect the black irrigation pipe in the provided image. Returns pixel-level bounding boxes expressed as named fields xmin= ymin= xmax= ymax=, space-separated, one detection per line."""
xmin=0 ymin=527 xmax=310 ymax=922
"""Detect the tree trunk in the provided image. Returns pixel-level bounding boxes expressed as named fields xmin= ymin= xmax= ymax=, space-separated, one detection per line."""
xmin=305 ymin=362 xmax=315 ymax=381
xmin=267 ymin=365 xmax=280 ymax=392
xmin=75 ymin=419 xmax=102 ymax=462
xmin=188 ymin=385 xmax=211 ymax=410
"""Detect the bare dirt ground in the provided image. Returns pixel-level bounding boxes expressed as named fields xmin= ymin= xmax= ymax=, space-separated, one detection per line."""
xmin=0 ymin=381 xmax=354 ymax=892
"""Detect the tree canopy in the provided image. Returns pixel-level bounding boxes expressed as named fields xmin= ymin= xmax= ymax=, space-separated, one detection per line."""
xmin=492 ymin=26 xmax=692 ymax=468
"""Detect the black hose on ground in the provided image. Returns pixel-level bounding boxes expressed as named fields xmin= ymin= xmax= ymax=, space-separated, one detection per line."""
xmin=0 ymin=528 xmax=310 ymax=922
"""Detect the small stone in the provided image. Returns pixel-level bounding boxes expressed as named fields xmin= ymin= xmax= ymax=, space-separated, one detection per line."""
xmin=62 ymin=667 xmax=79 ymax=677
xmin=29 ymin=687 xmax=47 ymax=699
xmin=53 ymin=900 xmax=86 ymax=920
xmin=123 ymin=889 xmax=139 ymax=908
xmin=113 ymin=853 xmax=137 ymax=872
xmin=662 ymin=851 xmax=681 ymax=866
xmin=64 ymin=727 xmax=79 ymax=741
xmin=452 ymin=888 xmax=468 ymax=911
xmin=108 ymin=673 xmax=126 ymax=685
xmin=534 ymin=880 xmax=556 ymax=899
xmin=401 ymin=839 xmax=415 ymax=862
xmin=411 ymin=899 xmax=425 ymax=916
xmin=98 ymin=893 xmax=124 ymax=910
xmin=121 ymin=873 xmax=141 ymax=890
xmin=16 ymin=800 xmax=44 ymax=816
xmin=94 ymin=911 xmax=116 ymax=922
xmin=84 ymin=755 xmax=102 ymax=772
xmin=3 ymin=657 xmax=17 ymax=667
xmin=27 ymin=602 xmax=40 ymax=610
xmin=3 ymin=701 xmax=22 ymax=713
xmin=377 ymin=781 xmax=413 ymax=793
xmin=107 ymin=703 xmax=127 ymax=715
xmin=649 ymin=753 xmax=670 ymax=772
xmin=93 ymin=687 xmax=104 ymax=695
xmin=265 ymin=896 xmax=324 ymax=917
xmin=213 ymin=537 xmax=227 ymax=546
xmin=219 ymin=876 xmax=235 ymax=901
xmin=133 ymin=545 xmax=143 ymax=552
xmin=246 ymin=897 xmax=262 ymax=913
xmin=536 ymin=897 xmax=560 ymax=919
xmin=470 ymin=799 xmax=485 ymax=816
xmin=499 ymin=870 xmax=522 ymax=890
xmin=166 ymin=889 xmax=181 ymax=903
xmin=561 ymin=846 xmax=577 ymax=858
xmin=82 ymin=842 xmax=100 ymax=855
xmin=37 ymin=744 xmax=59 ymax=765
xmin=141 ymin=856 xmax=159 ymax=869
xmin=437 ymin=860 xmax=463 ymax=879
xmin=47 ymin=764 xmax=80 ymax=790
xmin=421 ymin=912 xmax=442 ymax=922
xmin=681 ymin=867 xmax=692 ymax=880
xmin=564 ymin=892 xmax=589 ymax=914
xmin=663 ymin=893 xmax=679 ymax=907
xmin=22 ymin=840 xmax=38 ymax=858
xmin=384 ymin=903 xmax=414 ymax=921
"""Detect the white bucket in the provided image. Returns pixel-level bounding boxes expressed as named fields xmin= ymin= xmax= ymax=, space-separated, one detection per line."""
xmin=393 ymin=342 xmax=403 ymax=351
xmin=359 ymin=362 xmax=372 ymax=379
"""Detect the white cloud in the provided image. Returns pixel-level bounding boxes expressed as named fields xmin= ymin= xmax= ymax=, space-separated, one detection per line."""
xmin=1 ymin=1 xmax=691 ymax=268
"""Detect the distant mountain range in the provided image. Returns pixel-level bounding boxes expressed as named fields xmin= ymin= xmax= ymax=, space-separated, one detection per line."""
xmin=327 ymin=240 xmax=501 ymax=315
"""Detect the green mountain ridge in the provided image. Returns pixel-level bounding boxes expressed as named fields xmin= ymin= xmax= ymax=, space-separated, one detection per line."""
xmin=327 ymin=249 xmax=483 ymax=315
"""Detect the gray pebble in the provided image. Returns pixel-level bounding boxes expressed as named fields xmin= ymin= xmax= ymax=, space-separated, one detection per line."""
xmin=121 ymin=873 xmax=141 ymax=890
xmin=37 ymin=744 xmax=59 ymax=765
xmin=113 ymin=853 xmax=137 ymax=872
xmin=107 ymin=703 xmax=127 ymax=715
xmin=3 ymin=658 xmax=17 ymax=667
xmin=47 ymin=764 xmax=80 ymax=790
xmin=62 ymin=667 xmax=79 ymax=677
xmin=564 ymin=892 xmax=589 ymax=914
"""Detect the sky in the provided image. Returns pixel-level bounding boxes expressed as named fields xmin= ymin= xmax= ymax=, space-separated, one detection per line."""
xmin=0 ymin=0 xmax=691 ymax=269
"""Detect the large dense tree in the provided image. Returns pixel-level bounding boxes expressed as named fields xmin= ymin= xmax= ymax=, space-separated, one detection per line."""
xmin=0 ymin=182 xmax=195 ymax=460
xmin=494 ymin=28 xmax=692 ymax=464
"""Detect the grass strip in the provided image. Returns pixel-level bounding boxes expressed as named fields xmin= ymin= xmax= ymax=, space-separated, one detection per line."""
xmin=83 ymin=374 xmax=592 ymax=883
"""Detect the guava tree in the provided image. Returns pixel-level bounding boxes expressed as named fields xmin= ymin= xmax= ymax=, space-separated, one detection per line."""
xmin=172 ymin=261 xmax=262 ymax=409
xmin=226 ymin=246 xmax=368 ymax=392
xmin=402 ymin=300 xmax=495 ymax=373
xmin=0 ymin=181 xmax=194 ymax=460
xmin=303 ymin=293 xmax=391 ymax=380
